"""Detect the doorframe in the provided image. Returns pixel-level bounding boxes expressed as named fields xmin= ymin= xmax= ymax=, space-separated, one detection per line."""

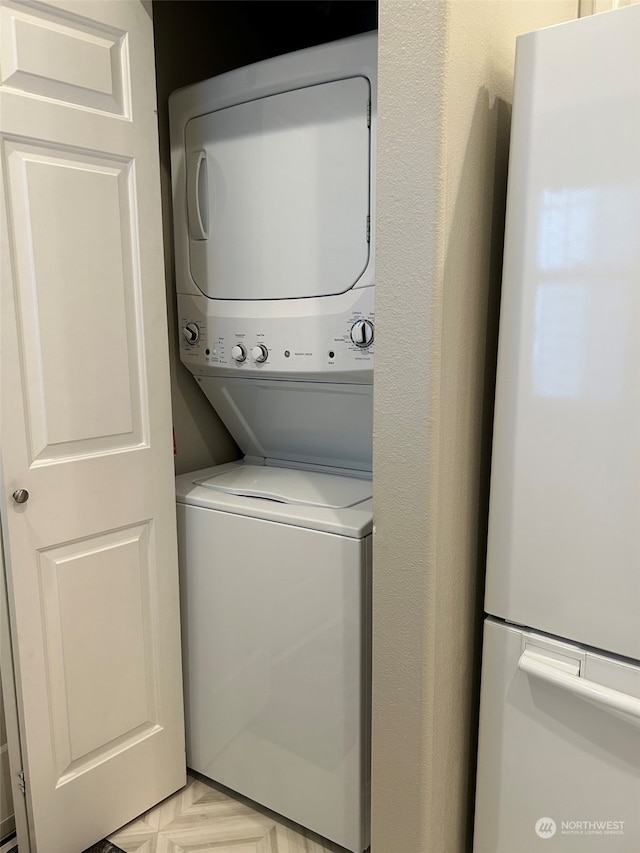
xmin=0 ymin=519 xmax=31 ymax=853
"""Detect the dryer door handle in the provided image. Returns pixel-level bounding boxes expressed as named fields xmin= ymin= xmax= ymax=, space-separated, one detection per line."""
xmin=187 ymin=150 xmax=209 ymax=240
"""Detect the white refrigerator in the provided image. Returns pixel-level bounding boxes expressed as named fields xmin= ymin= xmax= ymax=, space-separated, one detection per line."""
xmin=474 ymin=7 xmax=640 ymax=852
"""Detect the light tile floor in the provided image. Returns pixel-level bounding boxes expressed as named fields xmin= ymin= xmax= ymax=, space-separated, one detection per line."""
xmin=109 ymin=773 xmax=349 ymax=853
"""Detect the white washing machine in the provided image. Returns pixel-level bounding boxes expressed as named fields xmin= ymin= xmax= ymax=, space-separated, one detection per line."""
xmin=169 ymin=32 xmax=377 ymax=853
xmin=176 ymin=461 xmax=371 ymax=851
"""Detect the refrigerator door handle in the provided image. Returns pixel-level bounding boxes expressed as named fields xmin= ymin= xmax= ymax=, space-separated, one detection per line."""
xmin=518 ymin=649 xmax=640 ymax=728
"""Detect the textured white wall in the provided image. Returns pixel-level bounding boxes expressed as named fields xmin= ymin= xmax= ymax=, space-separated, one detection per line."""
xmin=372 ymin=2 xmax=446 ymax=849
xmin=372 ymin=2 xmax=578 ymax=850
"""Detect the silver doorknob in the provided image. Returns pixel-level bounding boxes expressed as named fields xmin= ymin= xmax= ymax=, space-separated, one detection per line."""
xmin=12 ymin=489 xmax=29 ymax=504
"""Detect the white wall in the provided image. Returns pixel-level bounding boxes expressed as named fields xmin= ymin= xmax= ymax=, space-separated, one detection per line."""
xmin=372 ymin=2 xmax=578 ymax=850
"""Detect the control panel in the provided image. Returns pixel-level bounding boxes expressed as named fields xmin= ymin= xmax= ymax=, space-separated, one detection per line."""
xmin=177 ymin=289 xmax=374 ymax=383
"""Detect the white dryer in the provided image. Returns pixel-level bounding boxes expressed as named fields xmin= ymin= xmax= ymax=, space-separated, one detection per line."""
xmin=169 ymin=33 xmax=376 ymax=853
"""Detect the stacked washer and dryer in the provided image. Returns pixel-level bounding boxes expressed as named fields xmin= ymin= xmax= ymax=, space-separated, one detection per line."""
xmin=169 ymin=34 xmax=376 ymax=853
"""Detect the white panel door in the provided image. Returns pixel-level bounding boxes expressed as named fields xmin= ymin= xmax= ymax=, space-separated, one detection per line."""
xmin=0 ymin=1 xmax=185 ymax=851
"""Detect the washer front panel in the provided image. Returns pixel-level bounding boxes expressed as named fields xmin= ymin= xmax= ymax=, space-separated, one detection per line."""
xmin=177 ymin=503 xmax=370 ymax=852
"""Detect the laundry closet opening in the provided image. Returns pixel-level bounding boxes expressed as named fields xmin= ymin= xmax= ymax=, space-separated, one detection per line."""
xmin=154 ymin=4 xmax=378 ymax=852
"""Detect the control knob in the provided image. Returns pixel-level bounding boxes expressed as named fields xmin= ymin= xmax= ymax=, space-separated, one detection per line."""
xmin=231 ymin=344 xmax=247 ymax=363
xmin=350 ymin=319 xmax=374 ymax=348
xmin=251 ymin=344 xmax=268 ymax=363
xmin=182 ymin=322 xmax=199 ymax=345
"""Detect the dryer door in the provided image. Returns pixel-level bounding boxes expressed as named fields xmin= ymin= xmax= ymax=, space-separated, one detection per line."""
xmin=185 ymin=76 xmax=371 ymax=300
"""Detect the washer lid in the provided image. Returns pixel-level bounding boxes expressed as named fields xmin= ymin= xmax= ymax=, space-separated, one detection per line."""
xmin=194 ymin=464 xmax=371 ymax=508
